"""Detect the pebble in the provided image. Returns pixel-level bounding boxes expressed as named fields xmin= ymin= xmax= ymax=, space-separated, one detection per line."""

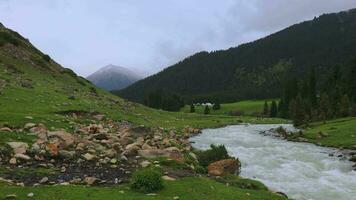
xmin=27 ymin=193 xmax=34 ymax=198
xmin=39 ymin=177 xmax=49 ymax=184
xmin=173 ymin=196 xmax=180 ymax=200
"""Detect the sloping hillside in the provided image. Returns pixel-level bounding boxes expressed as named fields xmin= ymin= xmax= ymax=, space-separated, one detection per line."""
xmin=117 ymin=8 xmax=356 ymax=103
xmin=0 ymin=23 xmax=281 ymax=131
xmin=87 ymin=64 xmax=141 ymax=91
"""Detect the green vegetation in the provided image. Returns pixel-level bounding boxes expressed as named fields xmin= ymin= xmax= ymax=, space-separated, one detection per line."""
xmin=117 ymin=9 xmax=356 ymax=104
xmin=130 ymin=169 xmax=164 ymax=193
xmin=0 ymin=177 xmax=287 ymax=200
xmin=279 ymin=60 xmax=356 ymax=126
xmin=301 ymin=117 xmax=356 ymax=149
xmin=181 ymin=100 xmax=274 ymax=116
xmin=196 ymin=144 xmax=230 ymax=167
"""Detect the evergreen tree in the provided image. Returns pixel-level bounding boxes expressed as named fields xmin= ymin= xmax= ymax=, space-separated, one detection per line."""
xmin=204 ymin=105 xmax=210 ymax=115
xmin=190 ymin=104 xmax=195 ymax=113
xmin=309 ymin=68 xmax=317 ymax=107
xmin=263 ymin=101 xmax=269 ymax=116
xmin=339 ymin=94 xmax=350 ymax=117
xmin=292 ymin=95 xmax=305 ymax=126
xmin=270 ymin=100 xmax=278 ymax=117
xmin=319 ymin=93 xmax=331 ymax=123
xmin=213 ymin=100 xmax=221 ymax=110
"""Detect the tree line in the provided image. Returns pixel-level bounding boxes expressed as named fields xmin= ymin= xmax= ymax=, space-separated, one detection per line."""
xmin=277 ymin=59 xmax=356 ymax=126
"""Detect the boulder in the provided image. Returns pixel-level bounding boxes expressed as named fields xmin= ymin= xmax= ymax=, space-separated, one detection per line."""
xmin=83 ymin=153 xmax=96 ymax=161
xmin=48 ymin=130 xmax=75 ymax=147
xmin=7 ymin=142 xmax=29 ymax=154
xmin=84 ymin=177 xmax=99 ymax=185
xmin=24 ymin=123 xmax=36 ymax=129
xmin=14 ymin=153 xmax=31 ymax=161
xmin=0 ymin=127 xmax=12 ymax=132
xmin=207 ymin=159 xmax=240 ymax=176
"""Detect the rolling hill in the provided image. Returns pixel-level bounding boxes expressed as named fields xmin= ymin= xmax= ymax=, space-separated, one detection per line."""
xmin=116 ymin=8 xmax=356 ymax=103
xmin=87 ymin=64 xmax=141 ymax=91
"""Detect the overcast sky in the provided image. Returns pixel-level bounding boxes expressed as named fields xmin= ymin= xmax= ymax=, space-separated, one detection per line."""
xmin=1 ymin=0 xmax=356 ymax=77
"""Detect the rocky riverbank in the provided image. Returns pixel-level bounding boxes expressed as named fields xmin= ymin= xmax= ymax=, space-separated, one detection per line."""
xmin=0 ymin=114 xmax=202 ymax=186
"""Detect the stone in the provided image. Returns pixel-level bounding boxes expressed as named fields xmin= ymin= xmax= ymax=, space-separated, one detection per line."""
xmin=24 ymin=123 xmax=36 ymax=129
xmin=140 ymin=160 xmax=151 ymax=168
xmin=14 ymin=153 xmax=31 ymax=160
xmin=59 ymin=150 xmax=75 ymax=159
xmin=39 ymin=177 xmax=49 ymax=184
xmin=5 ymin=194 xmax=17 ymax=199
xmin=0 ymin=127 xmax=12 ymax=132
xmin=173 ymin=196 xmax=180 ymax=200
xmin=83 ymin=153 xmax=96 ymax=161
xmin=162 ymin=175 xmax=176 ymax=181
xmin=138 ymin=149 xmax=171 ymax=159
xmin=207 ymin=159 xmax=240 ymax=176
xmin=9 ymin=158 xmax=17 ymax=164
xmin=105 ymin=149 xmax=117 ymax=158
xmin=47 ymin=130 xmax=75 ymax=147
xmin=84 ymin=177 xmax=99 ymax=185
xmin=7 ymin=142 xmax=29 ymax=154
xmin=27 ymin=192 xmax=34 ymax=198
xmin=46 ymin=143 xmax=59 ymax=156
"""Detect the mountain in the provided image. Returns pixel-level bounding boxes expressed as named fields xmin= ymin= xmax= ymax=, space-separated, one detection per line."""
xmin=116 ymin=8 xmax=356 ymax=103
xmin=87 ymin=64 xmax=141 ymax=91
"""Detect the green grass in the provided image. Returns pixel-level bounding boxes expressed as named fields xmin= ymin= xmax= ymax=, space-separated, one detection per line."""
xmin=0 ymin=177 xmax=287 ymax=200
xmin=301 ymin=117 xmax=356 ymax=149
xmin=181 ymin=100 xmax=274 ymax=116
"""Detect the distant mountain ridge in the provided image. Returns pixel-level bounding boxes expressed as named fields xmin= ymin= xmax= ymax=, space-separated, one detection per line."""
xmin=116 ymin=8 xmax=356 ymax=103
xmin=87 ymin=64 xmax=141 ymax=91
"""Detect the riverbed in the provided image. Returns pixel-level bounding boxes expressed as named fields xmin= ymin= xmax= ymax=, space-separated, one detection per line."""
xmin=190 ymin=124 xmax=356 ymax=200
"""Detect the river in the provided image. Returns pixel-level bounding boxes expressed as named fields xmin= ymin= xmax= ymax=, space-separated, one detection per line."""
xmin=190 ymin=124 xmax=356 ymax=200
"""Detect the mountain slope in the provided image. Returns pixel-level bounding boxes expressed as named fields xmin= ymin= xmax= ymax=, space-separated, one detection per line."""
xmin=117 ymin=8 xmax=356 ymax=103
xmin=0 ymin=22 xmax=262 ymax=130
xmin=87 ymin=64 xmax=141 ymax=91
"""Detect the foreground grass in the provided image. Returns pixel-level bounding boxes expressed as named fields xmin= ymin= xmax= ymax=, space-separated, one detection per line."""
xmin=0 ymin=177 xmax=287 ymax=200
xmin=301 ymin=117 xmax=356 ymax=149
xmin=181 ymin=100 xmax=272 ymax=116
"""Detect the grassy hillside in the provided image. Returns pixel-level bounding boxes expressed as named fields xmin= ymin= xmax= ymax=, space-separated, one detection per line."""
xmin=301 ymin=117 xmax=356 ymax=149
xmin=117 ymin=8 xmax=356 ymax=103
xmin=181 ymin=100 xmax=271 ymax=116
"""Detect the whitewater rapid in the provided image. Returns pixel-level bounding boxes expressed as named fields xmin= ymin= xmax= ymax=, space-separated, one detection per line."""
xmin=190 ymin=124 xmax=356 ymax=200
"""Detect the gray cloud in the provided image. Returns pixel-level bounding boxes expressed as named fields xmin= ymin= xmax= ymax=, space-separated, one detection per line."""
xmin=0 ymin=0 xmax=356 ymax=76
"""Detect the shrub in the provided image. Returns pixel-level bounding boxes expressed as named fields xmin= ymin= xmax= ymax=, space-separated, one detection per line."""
xmin=42 ymin=54 xmax=51 ymax=62
xmin=204 ymin=105 xmax=210 ymax=114
xmin=196 ymin=144 xmax=230 ymax=167
xmin=130 ymin=169 xmax=163 ymax=193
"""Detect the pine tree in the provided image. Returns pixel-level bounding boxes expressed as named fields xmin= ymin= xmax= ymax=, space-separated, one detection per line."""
xmin=309 ymin=68 xmax=317 ymax=107
xmin=190 ymin=104 xmax=195 ymax=113
xmin=213 ymin=100 xmax=221 ymax=110
xmin=319 ymin=93 xmax=330 ymax=123
xmin=339 ymin=94 xmax=350 ymax=117
xmin=263 ymin=101 xmax=269 ymax=116
xmin=204 ymin=105 xmax=210 ymax=115
xmin=292 ymin=96 xmax=305 ymax=126
xmin=270 ymin=100 xmax=278 ymax=117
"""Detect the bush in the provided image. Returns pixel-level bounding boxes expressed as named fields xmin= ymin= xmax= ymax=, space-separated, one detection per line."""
xmin=42 ymin=54 xmax=51 ymax=62
xmin=130 ymin=169 xmax=163 ymax=193
xmin=196 ymin=144 xmax=230 ymax=167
